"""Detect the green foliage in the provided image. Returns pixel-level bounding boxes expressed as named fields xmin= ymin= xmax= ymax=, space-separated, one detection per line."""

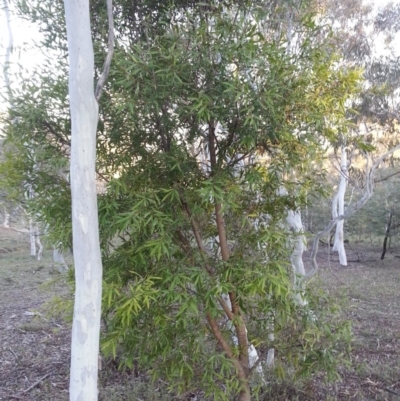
xmin=0 ymin=0 xmax=361 ymax=399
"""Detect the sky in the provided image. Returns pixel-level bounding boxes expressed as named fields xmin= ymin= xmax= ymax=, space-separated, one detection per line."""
xmin=0 ymin=2 xmax=48 ymax=85
xmin=0 ymin=1 xmax=61 ymax=132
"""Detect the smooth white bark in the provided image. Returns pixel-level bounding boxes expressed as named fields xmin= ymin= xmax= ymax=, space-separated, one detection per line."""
xmin=36 ymin=234 xmax=43 ymax=260
xmin=2 ymin=1 xmax=12 ymax=231
xmin=29 ymin=218 xmax=36 ymax=257
xmin=332 ymin=147 xmax=348 ymax=266
xmin=279 ymin=187 xmax=306 ymax=289
xmin=285 ymin=209 xmax=307 ymax=306
xmin=266 ymin=332 xmax=275 ymax=367
xmin=307 ymin=143 xmax=400 ymax=281
xmin=3 ymin=210 xmax=10 ymax=228
xmin=221 ymin=294 xmax=264 ymax=377
xmin=285 ymin=209 xmax=306 ymax=276
xmin=53 ymin=246 xmax=69 ymax=273
xmin=64 ymin=1 xmax=103 ymax=400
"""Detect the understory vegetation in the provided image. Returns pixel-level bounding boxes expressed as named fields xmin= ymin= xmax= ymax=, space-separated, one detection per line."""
xmin=1 ymin=226 xmax=400 ymax=400
xmin=1 ymin=0 xmax=400 ymax=400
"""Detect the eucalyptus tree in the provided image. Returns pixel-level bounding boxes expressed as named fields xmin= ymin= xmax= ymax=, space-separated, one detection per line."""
xmin=1 ymin=0 xmax=13 ymax=228
xmin=0 ymin=0 xmax=45 ymax=259
xmin=63 ymin=0 xmax=114 ymax=399
xmin=310 ymin=0 xmax=400 ymax=265
xmin=0 ymin=0 xmax=360 ymax=400
xmin=331 ymin=144 xmax=348 ymax=265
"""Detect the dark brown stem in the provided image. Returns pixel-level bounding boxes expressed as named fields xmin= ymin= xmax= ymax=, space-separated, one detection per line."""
xmin=179 ymin=192 xmax=236 ymax=320
xmin=208 ymin=121 xmax=250 ymax=382
xmin=381 ymin=206 xmax=393 ymax=260
xmin=42 ymin=120 xmax=70 ymax=146
xmin=175 ymin=229 xmax=192 ymax=254
xmin=375 ymin=169 xmax=400 ymax=183
xmin=155 ymin=110 xmax=169 ymax=152
xmin=208 ymin=122 xmax=230 ymax=262
xmin=206 ymin=314 xmax=250 ymax=401
xmin=161 ymin=104 xmax=172 ymax=150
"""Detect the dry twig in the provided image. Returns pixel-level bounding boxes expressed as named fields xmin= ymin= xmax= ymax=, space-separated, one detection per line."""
xmin=21 ymin=372 xmax=52 ymax=394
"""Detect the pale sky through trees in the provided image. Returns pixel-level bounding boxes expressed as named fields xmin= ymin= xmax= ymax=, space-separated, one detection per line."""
xmin=0 ymin=0 xmax=399 ymax=118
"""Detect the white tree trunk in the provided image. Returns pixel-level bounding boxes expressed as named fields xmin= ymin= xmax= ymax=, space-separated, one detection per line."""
xmin=3 ymin=210 xmax=10 ymax=228
xmin=64 ymin=1 xmax=103 ymax=400
xmin=332 ymin=147 xmax=348 ymax=266
xmin=29 ymin=218 xmax=37 ymax=257
xmin=307 ymin=142 xmax=400 ymax=281
xmin=2 ymin=0 xmax=12 ymax=231
xmin=279 ymin=188 xmax=307 ymax=287
xmin=285 ymin=209 xmax=306 ymax=276
xmin=285 ymin=209 xmax=307 ymax=307
xmin=266 ymin=332 xmax=275 ymax=367
xmin=36 ymin=234 xmax=43 ymax=260
xmin=221 ymin=294 xmax=264 ymax=377
xmin=53 ymin=246 xmax=69 ymax=273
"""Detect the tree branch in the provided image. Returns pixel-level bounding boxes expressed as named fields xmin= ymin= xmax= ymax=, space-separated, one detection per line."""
xmin=42 ymin=120 xmax=70 ymax=146
xmin=94 ymin=0 xmax=115 ymax=101
xmin=375 ymin=169 xmax=400 ymax=183
xmin=21 ymin=372 xmax=52 ymax=393
xmin=306 ymin=143 xmax=400 ymax=281
xmin=208 ymin=122 xmax=250 ymax=371
xmin=178 ymin=194 xmax=236 ymax=319
xmin=206 ymin=313 xmax=242 ymax=372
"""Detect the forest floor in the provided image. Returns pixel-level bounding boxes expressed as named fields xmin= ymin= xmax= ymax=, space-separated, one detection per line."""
xmin=0 ymin=226 xmax=399 ymax=401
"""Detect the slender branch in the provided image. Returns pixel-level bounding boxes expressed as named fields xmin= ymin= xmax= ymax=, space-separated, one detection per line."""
xmin=155 ymin=109 xmax=169 ymax=152
xmin=306 ymin=143 xmax=400 ymax=281
xmin=175 ymin=229 xmax=192 ymax=254
xmin=182 ymin=202 xmax=213 ymax=269
xmin=21 ymin=372 xmax=52 ymax=393
xmin=208 ymin=308 xmax=251 ymax=396
xmin=208 ymin=122 xmax=230 ymax=261
xmin=178 ymin=196 xmax=235 ymax=320
xmin=94 ymin=0 xmax=115 ymax=101
xmin=370 ymin=110 xmax=400 ymax=123
xmin=208 ymin=121 xmax=217 ymax=170
xmin=375 ymin=169 xmax=400 ymax=183
xmin=161 ymin=104 xmax=172 ymax=150
xmin=208 ymin=122 xmax=250 ymax=372
xmin=42 ymin=120 xmax=70 ymax=146
xmin=206 ymin=313 xmax=242 ymax=372
xmin=384 ymin=387 xmax=400 ymax=396
xmin=95 ymin=169 xmax=110 ymax=183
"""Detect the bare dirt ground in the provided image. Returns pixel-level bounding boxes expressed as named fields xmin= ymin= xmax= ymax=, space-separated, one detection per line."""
xmin=0 ymin=227 xmax=399 ymax=401
xmin=0 ymin=227 xmax=70 ymax=401
xmin=303 ymin=243 xmax=400 ymax=401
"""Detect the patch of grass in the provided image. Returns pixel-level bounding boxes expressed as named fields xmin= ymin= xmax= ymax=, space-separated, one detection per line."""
xmin=18 ymin=321 xmax=48 ymax=332
xmin=99 ymin=380 xmax=186 ymax=401
xmin=1 ymin=276 xmax=16 ymax=284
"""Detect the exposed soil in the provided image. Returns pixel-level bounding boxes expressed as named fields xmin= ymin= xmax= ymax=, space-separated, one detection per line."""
xmin=303 ymin=242 xmax=400 ymax=401
xmin=0 ymin=227 xmax=399 ymax=400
